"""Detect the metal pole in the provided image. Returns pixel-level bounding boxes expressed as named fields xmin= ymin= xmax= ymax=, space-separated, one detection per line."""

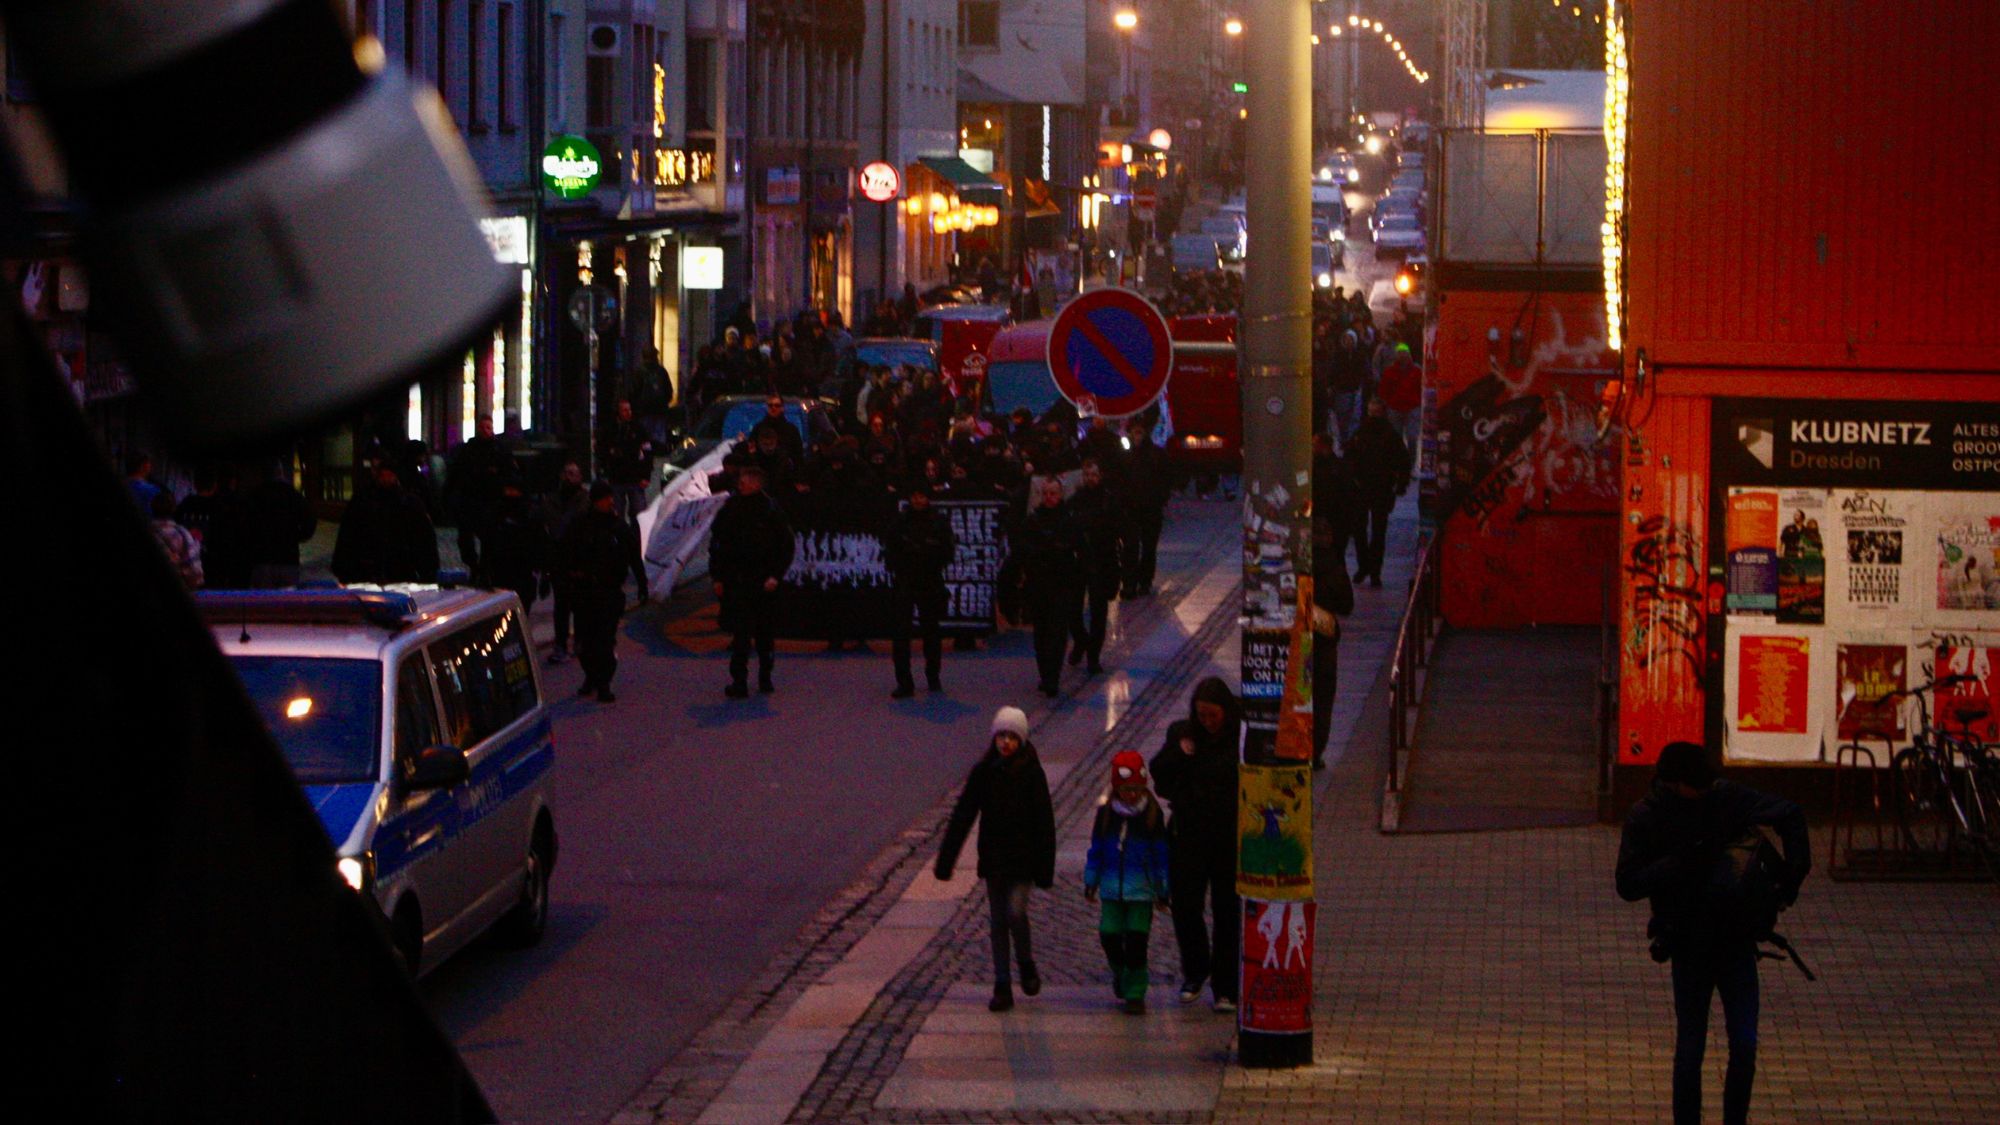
xmin=802 ymin=12 xmax=816 ymax=315
xmin=1236 ymin=0 xmax=1314 ymax=1070
xmin=878 ymin=0 xmax=891 ymax=309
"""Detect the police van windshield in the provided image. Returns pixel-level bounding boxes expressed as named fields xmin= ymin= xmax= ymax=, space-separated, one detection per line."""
xmin=228 ymin=657 xmax=383 ymax=785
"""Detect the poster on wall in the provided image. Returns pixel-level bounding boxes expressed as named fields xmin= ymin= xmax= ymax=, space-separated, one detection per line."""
xmin=1936 ymin=518 xmax=2000 ymax=611
xmin=1936 ymin=646 xmax=1997 ymax=742
xmin=1833 ymin=490 xmax=1913 ymax=615
xmin=1774 ymin=488 xmax=1827 ymax=625
xmin=1725 ymin=489 xmax=1780 ymax=614
xmin=1737 ymin=634 xmax=1811 ymax=735
xmin=1240 ymin=900 xmax=1314 ymax=1035
xmin=1236 ymin=765 xmax=1313 ymax=900
xmin=1834 ymin=643 xmax=1907 ymax=742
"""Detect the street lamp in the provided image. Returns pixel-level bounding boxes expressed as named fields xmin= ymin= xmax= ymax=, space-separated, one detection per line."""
xmin=1224 ymin=17 xmax=1243 ymax=36
xmin=1115 ymin=8 xmax=1138 ymax=119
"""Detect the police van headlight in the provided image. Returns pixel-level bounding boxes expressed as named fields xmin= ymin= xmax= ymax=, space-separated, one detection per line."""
xmin=1316 ymin=272 xmax=1333 ymax=289
xmin=337 ymin=853 xmax=373 ymax=893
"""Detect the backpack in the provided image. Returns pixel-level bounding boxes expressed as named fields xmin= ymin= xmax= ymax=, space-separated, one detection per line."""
xmin=1707 ymin=825 xmax=1816 ymax=980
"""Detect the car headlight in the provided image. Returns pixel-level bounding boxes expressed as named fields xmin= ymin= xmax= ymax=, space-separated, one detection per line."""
xmin=1317 ymin=272 xmax=1333 ymax=289
xmin=337 ymin=854 xmax=373 ymax=893
xmin=1346 ymin=169 xmax=1360 ymax=183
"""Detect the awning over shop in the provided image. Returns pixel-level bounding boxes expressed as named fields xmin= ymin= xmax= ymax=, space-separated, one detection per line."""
xmin=917 ymin=156 xmax=1004 ymax=197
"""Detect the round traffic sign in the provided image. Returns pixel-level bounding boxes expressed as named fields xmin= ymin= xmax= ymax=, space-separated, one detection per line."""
xmin=1046 ymin=287 xmax=1174 ymax=418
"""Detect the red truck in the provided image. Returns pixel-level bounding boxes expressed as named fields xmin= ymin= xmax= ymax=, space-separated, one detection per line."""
xmin=910 ymin=303 xmax=1011 ymax=398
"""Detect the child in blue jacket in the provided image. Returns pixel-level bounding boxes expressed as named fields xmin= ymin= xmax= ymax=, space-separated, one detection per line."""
xmin=1083 ymin=750 xmax=1173 ymax=1013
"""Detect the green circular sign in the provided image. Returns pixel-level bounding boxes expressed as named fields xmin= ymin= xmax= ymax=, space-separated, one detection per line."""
xmin=542 ymin=135 xmax=602 ymax=199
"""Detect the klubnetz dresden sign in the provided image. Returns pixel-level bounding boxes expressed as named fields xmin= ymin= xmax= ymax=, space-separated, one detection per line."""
xmin=1715 ymin=398 xmax=2000 ymax=491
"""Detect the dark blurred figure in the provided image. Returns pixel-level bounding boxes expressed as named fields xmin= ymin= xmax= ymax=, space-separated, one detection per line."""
xmin=557 ymin=480 xmax=637 ymax=703
xmin=482 ymin=480 xmax=549 ymax=614
xmin=1348 ymin=397 xmax=1410 ymax=587
xmin=241 ymin=459 xmax=317 ymax=588
xmin=445 ymin=415 xmax=515 ymax=583
xmin=538 ymin=460 xmax=589 ymax=664
xmin=332 ymin=462 xmax=439 ymax=584
xmin=1004 ymin=476 xmax=1085 ymax=697
xmin=1121 ymin=422 xmax=1171 ymax=597
xmin=885 ymin=480 xmax=957 ymax=697
xmin=710 ymin=465 xmax=795 ymax=698
xmin=1066 ymin=458 xmax=1127 ymax=675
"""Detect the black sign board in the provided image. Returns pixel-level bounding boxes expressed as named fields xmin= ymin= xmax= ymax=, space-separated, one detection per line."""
xmin=1713 ymin=398 xmax=2000 ymax=492
xmin=773 ymin=500 xmax=1006 ymax=638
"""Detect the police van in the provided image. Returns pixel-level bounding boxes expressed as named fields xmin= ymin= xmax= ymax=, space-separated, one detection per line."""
xmin=198 ymin=586 xmax=557 ymax=976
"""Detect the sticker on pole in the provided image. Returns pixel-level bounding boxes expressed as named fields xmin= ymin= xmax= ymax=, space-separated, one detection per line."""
xmin=1046 ymin=287 xmax=1174 ymax=418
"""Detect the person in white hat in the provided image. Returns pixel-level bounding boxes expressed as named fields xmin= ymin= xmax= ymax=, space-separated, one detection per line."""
xmin=935 ymin=706 xmax=1056 ymax=1012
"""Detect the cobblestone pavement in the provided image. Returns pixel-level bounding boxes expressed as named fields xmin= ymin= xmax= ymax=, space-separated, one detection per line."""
xmin=617 ymin=487 xmax=2000 ymax=1124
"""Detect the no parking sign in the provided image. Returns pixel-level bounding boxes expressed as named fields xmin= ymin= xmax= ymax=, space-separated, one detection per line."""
xmin=1044 ymin=287 xmax=1174 ymax=418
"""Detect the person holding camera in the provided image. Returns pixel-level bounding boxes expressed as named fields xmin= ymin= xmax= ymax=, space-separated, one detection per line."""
xmin=1616 ymin=742 xmax=1811 ymax=1125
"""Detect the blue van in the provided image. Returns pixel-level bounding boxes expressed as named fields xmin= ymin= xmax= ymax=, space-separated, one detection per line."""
xmin=199 ymin=587 xmax=558 ymax=976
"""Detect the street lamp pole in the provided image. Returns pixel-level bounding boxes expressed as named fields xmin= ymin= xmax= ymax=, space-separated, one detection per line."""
xmin=1236 ymin=0 xmax=1315 ymax=1070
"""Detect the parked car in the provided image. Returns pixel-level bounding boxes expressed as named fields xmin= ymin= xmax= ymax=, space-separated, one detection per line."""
xmin=1162 ymin=314 xmax=1241 ymax=473
xmin=911 ymin=303 xmax=1011 ymax=396
xmin=1373 ymin=211 xmax=1426 ymax=260
xmin=667 ymin=394 xmax=838 ymax=470
xmin=983 ymin=319 xmax=1061 ymax=419
xmin=852 ymin=336 xmax=942 ymax=380
xmin=200 ymin=587 xmax=558 ymax=978
xmin=1171 ymin=232 xmax=1225 ymax=274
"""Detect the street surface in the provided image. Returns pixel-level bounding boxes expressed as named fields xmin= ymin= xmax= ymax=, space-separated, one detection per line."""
xmin=417 ymin=496 xmax=1240 ymax=1123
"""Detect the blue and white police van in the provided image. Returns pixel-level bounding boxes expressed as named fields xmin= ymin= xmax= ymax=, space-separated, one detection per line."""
xmin=198 ymin=586 xmax=557 ymax=976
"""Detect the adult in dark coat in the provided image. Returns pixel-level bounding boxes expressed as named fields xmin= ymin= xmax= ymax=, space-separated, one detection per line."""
xmin=1347 ymin=396 xmax=1410 ymax=587
xmin=1150 ymin=676 xmax=1243 ymax=1010
xmin=1617 ymin=743 xmax=1810 ymax=1125
xmin=481 ymin=482 xmax=549 ymax=614
xmin=600 ymin=400 xmax=655 ymax=525
xmin=536 ymin=461 xmax=589 ymax=662
xmin=1002 ymin=476 xmax=1085 ymax=697
xmin=1311 ymin=434 xmax=1361 ymax=767
xmin=746 ymin=394 xmax=806 ymax=464
xmin=1121 ymin=426 xmax=1171 ymax=597
xmin=445 ymin=416 xmax=516 ymax=582
xmin=331 ymin=464 xmax=439 ymax=585
xmin=556 ymin=481 xmax=637 ymax=702
xmin=884 ymin=482 xmax=957 ymax=697
xmin=935 ymin=706 xmax=1056 ymax=1012
xmin=1065 ymin=458 xmax=1128 ymax=674
xmin=241 ymin=461 xmax=317 ymax=588
xmin=709 ymin=464 xmax=796 ymax=697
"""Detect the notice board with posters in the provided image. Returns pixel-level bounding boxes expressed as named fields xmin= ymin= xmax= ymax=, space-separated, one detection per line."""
xmin=1712 ymin=399 xmax=2000 ymax=764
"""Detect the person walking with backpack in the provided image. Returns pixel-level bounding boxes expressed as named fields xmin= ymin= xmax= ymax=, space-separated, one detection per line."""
xmin=935 ymin=707 xmax=1056 ymax=1013
xmin=1083 ymin=751 xmax=1172 ymax=1014
xmin=1616 ymin=742 xmax=1811 ymax=1125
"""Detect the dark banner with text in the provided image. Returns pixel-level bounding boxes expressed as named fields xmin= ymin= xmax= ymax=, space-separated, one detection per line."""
xmin=772 ymin=500 xmax=1006 ymax=638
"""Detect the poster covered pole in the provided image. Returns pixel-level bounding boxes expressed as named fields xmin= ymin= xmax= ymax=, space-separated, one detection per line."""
xmin=1236 ymin=0 xmax=1315 ymax=1070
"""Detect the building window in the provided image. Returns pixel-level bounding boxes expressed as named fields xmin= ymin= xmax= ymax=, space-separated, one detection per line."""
xmin=496 ymin=2 xmax=515 ymax=131
xmin=960 ymin=1 xmax=998 ymax=49
xmin=467 ymin=0 xmax=486 ymax=131
xmin=686 ymin=37 xmax=714 ymax=132
xmin=631 ymin=24 xmax=651 ymax=125
xmin=586 ymin=53 xmax=615 ymax=129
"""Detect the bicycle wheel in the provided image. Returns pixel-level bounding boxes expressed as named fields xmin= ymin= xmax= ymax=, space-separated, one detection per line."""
xmin=1894 ymin=746 xmax=1958 ymax=856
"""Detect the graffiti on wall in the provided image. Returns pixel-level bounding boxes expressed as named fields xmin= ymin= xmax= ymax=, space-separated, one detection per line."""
xmin=1626 ymin=515 xmax=1705 ymax=678
xmin=1435 ymin=305 xmax=1619 ymax=528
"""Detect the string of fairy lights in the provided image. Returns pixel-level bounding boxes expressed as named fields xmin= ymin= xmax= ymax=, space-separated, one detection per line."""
xmin=1324 ymin=14 xmax=1430 ymax=85
xmin=1602 ymin=0 xmax=1629 ymax=352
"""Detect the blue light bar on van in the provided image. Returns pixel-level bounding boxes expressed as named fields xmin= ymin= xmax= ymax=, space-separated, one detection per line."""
xmin=194 ymin=589 xmax=419 ymax=628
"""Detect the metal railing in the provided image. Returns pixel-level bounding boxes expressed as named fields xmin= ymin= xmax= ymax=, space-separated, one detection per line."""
xmin=1381 ymin=533 xmax=1444 ymax=833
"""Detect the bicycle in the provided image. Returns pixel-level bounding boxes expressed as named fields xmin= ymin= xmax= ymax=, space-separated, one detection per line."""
xmin=1868 ymin=675 xmax=1999 ymax=880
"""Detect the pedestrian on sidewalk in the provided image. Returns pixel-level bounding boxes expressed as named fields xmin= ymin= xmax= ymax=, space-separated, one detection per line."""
xmin=710 ymin=464 xmax=795 ymax=698
xmin=1083 ymin=751 xmax=1172 ymax=1015
xmin=884 ymin=480 xmax=956 ymax=698
xmin=556 ymin=481 xmax=637 ymax=703
xmin=332 ymin=462 xmax=440 ymax=585
xmin=1310 ymin=508 xmax=1355 ymax=769
xmin=1616 ymin=742 xmax=1811 ymax=1125
xmin=1122 ymin=417 xmax=1171 ymax=598
xmin=935 ymin=706 xmax=1056 ymax=1013
xmin=1150 ymin=676 xmax=1243 ymax=1012
xmin=1347 ymin=396 xmax=1410 ymax=588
